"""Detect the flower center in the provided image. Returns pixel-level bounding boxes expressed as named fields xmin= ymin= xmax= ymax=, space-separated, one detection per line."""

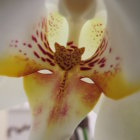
xmin=54 ymin=43 xmax=85 ymax=71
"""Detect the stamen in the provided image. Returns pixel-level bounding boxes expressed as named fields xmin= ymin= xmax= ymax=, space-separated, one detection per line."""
xmin=54 ymin=43 xmax=85 ymax=71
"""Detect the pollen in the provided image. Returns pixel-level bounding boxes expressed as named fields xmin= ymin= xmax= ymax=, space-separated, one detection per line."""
xmin=54 ymin=43 xmax=85 ymax=71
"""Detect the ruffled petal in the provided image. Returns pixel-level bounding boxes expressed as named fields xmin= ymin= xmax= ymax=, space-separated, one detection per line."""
xmin=79 ymin=1 xmax=140 ymax=99
xmin=23 ymin=71 xmax=101 ymax=140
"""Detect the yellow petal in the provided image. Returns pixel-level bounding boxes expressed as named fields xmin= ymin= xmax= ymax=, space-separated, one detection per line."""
xmin=79 ymin=17 xmax=140 ymax=99
xmin=23 ymin=71 xmax=101 ymax=140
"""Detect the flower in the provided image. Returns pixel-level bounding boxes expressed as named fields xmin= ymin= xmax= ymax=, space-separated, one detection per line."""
xmin=0 ymin=0 xmax=140 ymax=140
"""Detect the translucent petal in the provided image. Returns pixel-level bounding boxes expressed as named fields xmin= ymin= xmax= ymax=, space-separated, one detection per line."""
xmin=23 ymin=71 xmax=101 ymax=140
xmin=79 ymin=0 xmax=140 ymax=99
xmin=94 ymin=92 xmax=140 ymax=140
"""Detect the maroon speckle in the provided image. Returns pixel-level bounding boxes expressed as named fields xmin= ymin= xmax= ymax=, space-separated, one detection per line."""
xmin=46 ymin=58 xmax=55 ymax=66
xmin=98 ymin=57 xmax=106 ymax=64
xmin=50 ymin=63 xmax=55 ymax=66
xmin=88 ymin=59 xmax=99 ymax=67
xmin=36 ymin=30 xmax=39 ymax=36
xmin=46 ymin=52 xmax=54 ymax=59
xmin=40 ymin=32 xmax=43 ymax=41
xmin=67 ymin=41 xmax=73 ymax=46
xmin=46 ymin=58 xmax=53 ymax=64
xmin=38 ymin=44 xmax=48 ymax=55
xmin=32 ymin=35 xmax=38 ymax=43
xmin=34 ymin=51 xmax=40 ymax=58
xmin=83 ymin=53 xmax=98 ymax=64
xmin=23 ymin=43 xmax=26 ymax=46
xmin=41 ymin=57 xmax=46 ymax=62
xmin=70 ymin=45 xmax=77 ymax=49
xmin=80 ymin=67 xmax=91 ymax=71
xmin=100 ymin=64 xmax=105 ymax=68
xmin=109 ymin=48 xmax=112 ymax=53
xmin=44 ymin=42 xmax=48 ymax=49
xmin=44 ymin=34 xmax=47 ymax=41
xmin=15 ymin=40 xmax=18 ymax=43
xmin=110 ymin=64 xmax=113 ymax=68
xmin=24 ymin=53 xmax=27 ymax=56
xmin=28 ymin=44 xmax=32 ymax=48
xmin=19 ymin=50 xmax=22 ymax=53
xmin=116 ymin=57 xmax=120 ymax=60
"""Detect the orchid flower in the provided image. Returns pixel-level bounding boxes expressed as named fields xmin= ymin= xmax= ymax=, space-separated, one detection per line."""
xmin=0 ymin=0 xmax=140 ymax=140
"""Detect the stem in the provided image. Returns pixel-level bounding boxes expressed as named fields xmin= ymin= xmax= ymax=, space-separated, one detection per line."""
xmin=82 ymin=128 xmax=88 ymax=140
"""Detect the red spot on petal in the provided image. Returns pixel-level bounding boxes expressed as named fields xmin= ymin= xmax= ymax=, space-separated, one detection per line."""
xmin=32 ymin=35 xmax=38 ymax=43
xmin=28 ymin=44 xmax=32 ymax=48
xmin=40 ymin=32 xmax=43 ymax=41
xmin=109 ymin=48 xmax=112 ymax=53
xmin=34 ymin=51 xmax=40 ymax=58
xmin=36 ymin=30 xmax=39 ymax=36
xmin=88 ymin=59 xmax=99 ymax=67
xmin=116 ymin=57 xmax=120 ymax=60
xmin=15 ymin=40 xmax=18 ymax=43
xmin=98 ymin=57 xmax=106 ymax=64
xmin=110 ymin=64 xmax=113 ymax=68
xmin=23 ymin=43 xmax=26 ymax=46
xmin=80 ymin=67 xmax=91 ymax=71
xmin=67 ymin=41 xmax=73 ymax=46
xmin=100 ymin=64 xmax=105 ymax=68
xmin=41 ymin=57 xmax=46 ymax=62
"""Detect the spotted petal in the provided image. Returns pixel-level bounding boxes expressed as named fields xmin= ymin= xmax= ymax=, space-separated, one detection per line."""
xmin=79 ymin=2 xmax=140 ymax=99
xmin=23 ymin=71 xmax=101 ymax=140
xmin=0 ymin=0 xmax=69 ymax=108
xmin=1 ymin=12 xmax=69 ymax=77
